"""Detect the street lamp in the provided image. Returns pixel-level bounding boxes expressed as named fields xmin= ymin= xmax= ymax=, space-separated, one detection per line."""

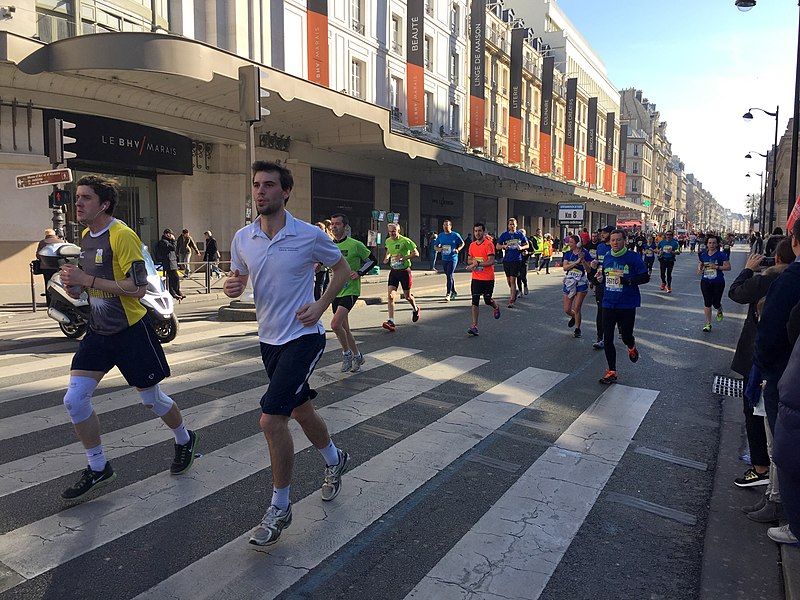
xmin=738 ymin=0 xmax=800 ymax=227
xmin=746 ymin=171 xmax=766 ymax=231
xmin=743 ymin=106 xmax=779 ymax=232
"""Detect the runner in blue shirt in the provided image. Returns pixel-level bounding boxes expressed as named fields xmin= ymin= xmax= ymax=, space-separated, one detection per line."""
xmin=496 ymin=217 xmax=529 ymax=308
xmin=657 ymin=231 xmax=680 ymax=293
xmin=595 ymin=229 xmax=650 ymax=384
xmin=589 ymin=226 xmax=613 ymax=349
xmin=697 ymin=234 xmax=731 ymax=332
xmin=434 ymin=220 xmax=464 ymax=301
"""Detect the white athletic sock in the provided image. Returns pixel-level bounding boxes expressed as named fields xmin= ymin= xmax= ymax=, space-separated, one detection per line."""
xmin=343 ymin=350 xmax=352 ymax=356
xmin=86 ymin=444 xmax=107 ymax=472
xmin=272 ymin=485 xmax=290 ymax=510
xmin=172 ymin=421 xmax=190 ymax=445
xmin=320 ymin=439 xmax=340 ymax=466
xmin=353 ymin=352 xmax=362 ymax=360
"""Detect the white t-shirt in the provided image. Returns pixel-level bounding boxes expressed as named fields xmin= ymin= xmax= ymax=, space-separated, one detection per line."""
xmin=230 ymin=211 xmax=343 ymax=345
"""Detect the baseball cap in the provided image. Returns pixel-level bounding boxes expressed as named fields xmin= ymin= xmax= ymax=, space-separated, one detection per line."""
xmin=163 ymin=228 xmax=173 ymax=234
xmin=601 ymin=226 xmax=615 ymax=234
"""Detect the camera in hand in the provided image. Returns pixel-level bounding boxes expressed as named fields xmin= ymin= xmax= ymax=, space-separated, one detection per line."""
xmin=761 ymin=256 xmax=776 ymax=267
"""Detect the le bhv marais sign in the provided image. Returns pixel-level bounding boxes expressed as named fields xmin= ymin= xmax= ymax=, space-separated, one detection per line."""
xmin=44 ymin=110 xmax=193 ymax=175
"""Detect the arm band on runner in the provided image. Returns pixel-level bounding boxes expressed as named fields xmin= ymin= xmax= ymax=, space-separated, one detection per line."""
xmin=129 ymin=260 xmax=148 ymax=287
xmin=356 ymin=253 xmax=378 ymax=277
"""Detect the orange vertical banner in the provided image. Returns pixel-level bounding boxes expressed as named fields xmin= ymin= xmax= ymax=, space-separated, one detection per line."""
xmin=307 ymin=0 xmax=329 ymax=87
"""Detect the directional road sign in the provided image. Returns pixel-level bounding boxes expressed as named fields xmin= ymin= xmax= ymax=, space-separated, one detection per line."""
xmin=15 ymin=168 xmax=73 ymax=189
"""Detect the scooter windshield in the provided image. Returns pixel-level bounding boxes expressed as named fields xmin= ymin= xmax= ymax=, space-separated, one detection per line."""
xmin=141 ymin=245 xmax=167 ymax=293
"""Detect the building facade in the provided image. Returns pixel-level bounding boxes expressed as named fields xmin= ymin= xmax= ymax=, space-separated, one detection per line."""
xmin=1 ymin=0 xmax=643 ymax=283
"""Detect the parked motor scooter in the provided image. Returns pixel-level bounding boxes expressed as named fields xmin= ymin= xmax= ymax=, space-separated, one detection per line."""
xmin=37 ymin=242 xmax=179 ymax=343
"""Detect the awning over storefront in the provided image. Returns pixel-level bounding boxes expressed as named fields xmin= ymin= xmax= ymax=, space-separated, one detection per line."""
xmin=0 ymin=30 xmax=641 ymax=212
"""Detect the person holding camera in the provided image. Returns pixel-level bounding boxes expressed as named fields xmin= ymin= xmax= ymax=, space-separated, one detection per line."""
xmin=728 ymin=239 xmax=794 ymax=523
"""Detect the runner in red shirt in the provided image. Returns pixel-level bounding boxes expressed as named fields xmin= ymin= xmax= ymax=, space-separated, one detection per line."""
xmin=466 ymin=222 xmax=501 ymax=336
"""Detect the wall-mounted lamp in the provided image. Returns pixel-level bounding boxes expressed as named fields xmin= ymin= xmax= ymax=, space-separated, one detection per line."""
xmin=0 ymin=6 xmax=16 ymax=20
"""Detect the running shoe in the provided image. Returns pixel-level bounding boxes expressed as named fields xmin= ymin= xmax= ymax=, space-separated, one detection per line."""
xmin=451 ymin=290 xmax=458 ymax=299
xmin=412 ymin=306 xmax=421 ymax=322
xmin=702 ymin=323 xmax=711 ymax=333
xmin=321 ymin=449 xmax=351 ymax=501
xmin=666 ymin=286 xmax=672 ymax=293
xmin=716 ymin=309 xmax=724 ymax=322
xmin=340 ymin=352 xmax=353 ymax=373
xmin=574 ymin=328 xmax=582 ymax=338
xmin=350 ymin=353 xmax=365 ymax=373
xmin=567 ymin=315 xmax=576 ymax=328
xmin=741 ymin=495 xmax=768 ymax=514
xmin=493 ymin=305 xmax=501 ymax=319
xmin=599 ymin=370 xmax=618 ymax=385
xmin=734 ymin=468 xmax=769 ymax=488
xmin=61 ymin=462 xmax=117 ymax=501
xmin=249 ymin=504 xmax=292 ymax=546
xmin=171 ymin=430 xmax=198 ymax=475
xmin=468 ymin=326 xmax=479 ymax=336
xmin=508 ymin=300 xmax=515 ymax=309
xmin=660 ymin=282 xmax=666 ymax=291
xmin=524 ymin=284 xmax=529 ymax=295
xmin=382 ymin=320 xmax=396 ymax=332
xmin=628 ymin=345 xmax=639 ymax=363
xmin=592 ymin=340 xmax=605 ymax=350
xmin=444 ymin=294 xmax=451 ymax=302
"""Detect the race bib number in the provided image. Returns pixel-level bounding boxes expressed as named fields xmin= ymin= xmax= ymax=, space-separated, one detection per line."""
xmin=391 ymin=257 xmax=405 ymax=269
xmin=589 ymin=249 xmax=597 ymax=259
xmin=565 ymin=270 xmax=582 ymax=281
xmin=663 ymin=246 xmax=672 ymax=254
xmin=507 ymin=239 xmax=519 ymax=249
xmin=605 ymin=269 xmax=623 ymax=291
xmin=646 ymin=249 xmax=654 ymax=256
xmin=474 ymin=257 xmax=484 ymax=271
xmin=704 ymin=263 xmax=717 ymax=279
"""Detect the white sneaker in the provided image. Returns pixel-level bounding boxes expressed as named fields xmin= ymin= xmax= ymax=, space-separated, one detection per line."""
xmin=340 ymin=352 xmax=353 ymax=372
xmin=767 ymin=524 xmax=799 ymax=545
xmin=350 ymin=353 xmax=365 ymax=373
xmin=249 ymin=504 xmax=292 ymax=546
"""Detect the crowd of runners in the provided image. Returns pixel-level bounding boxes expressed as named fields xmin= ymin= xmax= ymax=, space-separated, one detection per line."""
xmin=55 ymin=160 xmax=799 ymax=550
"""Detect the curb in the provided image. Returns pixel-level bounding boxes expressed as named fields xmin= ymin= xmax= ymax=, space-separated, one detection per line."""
xmin=783 ymin=545 xmax=800 ymax=600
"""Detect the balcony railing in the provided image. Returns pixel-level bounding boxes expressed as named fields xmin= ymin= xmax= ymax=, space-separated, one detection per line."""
xmin=391 ymin=107 xmax=403 ymax=122
xmin=36 ymin=12 xmax=77 ymax=43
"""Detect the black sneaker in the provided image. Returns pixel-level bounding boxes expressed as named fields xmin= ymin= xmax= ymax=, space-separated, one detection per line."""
xmin=171 ymin=430 xmax=198 ymax=475
xmin=567 ymin=315 xmax=576 ymax=328
xmin=61 ymin=462 xmax=117 ymax=501
xmin=321 ymin=449 xmax=350 ymax=501
xmin=574 ymin=328 xmax=582 ymax=338
xmin=412 ymin=306 xmax=421 ymax=323
xmin=734 ymin=468 xmax=769 ymax=488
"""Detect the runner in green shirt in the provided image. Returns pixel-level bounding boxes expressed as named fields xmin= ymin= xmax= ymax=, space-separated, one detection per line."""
xmin=330 ymin=214 xmax=377 ymax=372
xmin=382 ymin=223 xmax=420 ymax=331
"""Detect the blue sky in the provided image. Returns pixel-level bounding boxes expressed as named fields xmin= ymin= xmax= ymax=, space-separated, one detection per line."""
xmin=553 ymin=0 xmax=797 ymax=215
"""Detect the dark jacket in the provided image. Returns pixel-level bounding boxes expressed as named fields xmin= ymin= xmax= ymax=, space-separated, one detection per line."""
xmin=728 ymin=263 xmax=788 ymax=376
xmin=764 ymin=235 xmax=786 ymax=258
xmin=754 ymin=259 xmax=800 ymax=380
xmin=155 ymin=236 xmax=178 ymax=270
xmin=774 ymin=334 xmax=800 ymax=477
xmin=203 ymin=237 xmax=219 ymax=262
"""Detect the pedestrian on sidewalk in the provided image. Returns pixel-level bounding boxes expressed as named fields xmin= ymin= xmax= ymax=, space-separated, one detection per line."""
xmin=202 ymin=230 xmax=224 ymax=277
xmin=58 ymin=174 xmax=197 ymax=503
xmin=224 ymin=161 xmax=351 ymax=547
xmin=36 ymin=228 xmax=63 ymax=294
xmin=155 ymin=229 xmax=184 ymax=300
xmin=176 ymin=229 xmax=200 ymax=277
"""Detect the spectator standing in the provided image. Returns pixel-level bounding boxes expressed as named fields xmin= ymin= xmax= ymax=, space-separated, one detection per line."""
xmin=202 ymin=230 xmax=224 ymax=277
xmin=176 ymin=229 xmax=200 ymax=277
xmin=155 ymin=229 xmax=184 ymax=300
xmin=764 ymin=227 xmax=785 ymax=258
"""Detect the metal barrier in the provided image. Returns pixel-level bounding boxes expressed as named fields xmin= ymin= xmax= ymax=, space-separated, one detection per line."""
xmin=177 ymin=260 xmax=231 ymax=294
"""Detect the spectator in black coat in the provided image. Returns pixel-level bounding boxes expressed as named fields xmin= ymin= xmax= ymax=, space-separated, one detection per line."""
xmin=202 ymin=230 xmax=224 ymax=277
xmin=764 ymin=227 xmax=785 ymax=258
xmin=155 ymin=228 xmax=184 ymax=300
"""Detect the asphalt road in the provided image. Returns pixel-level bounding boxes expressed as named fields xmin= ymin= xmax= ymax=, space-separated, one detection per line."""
xmin=0 ymin=244 xmax=783 ymax=600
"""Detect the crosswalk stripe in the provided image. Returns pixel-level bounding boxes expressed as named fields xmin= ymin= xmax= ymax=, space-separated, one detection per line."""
xmin=0 ymin=334 xmax=263 ymax=405
xmin=133 ymin=366 xmax=567 ymax=600
xmin=405 ymin=384 xmax=659 ymax=600
xmin=0 ymin=356 xmax=262 ymax=442
xmin=0 ymin=355 xmax=485 ymax=585
xmin=0 ymin=322 xmax=257 ymax=377
xmin=0 ymin=320 xmax=238 ymax=364
xmin=0 ymin=347 xmax=420 ymax=498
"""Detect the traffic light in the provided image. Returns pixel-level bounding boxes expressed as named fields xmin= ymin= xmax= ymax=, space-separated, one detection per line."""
xmin=47 ymin=118 xmax=77 ymax=165
xmin=48 ymin=189 xmax=72 ymax=208
xmin=238 ymin=65 xmax=271 ymax=122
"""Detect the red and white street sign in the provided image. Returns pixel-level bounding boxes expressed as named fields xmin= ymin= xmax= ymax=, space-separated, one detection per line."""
xmin=15 ymin=168 xmax=73 ymax=189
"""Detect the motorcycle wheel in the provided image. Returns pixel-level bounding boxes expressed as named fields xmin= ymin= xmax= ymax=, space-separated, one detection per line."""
xmin=60 ymin=321 xmax=87 ymax=339
xmin=152 ymin=314 xmax=179 ymax=344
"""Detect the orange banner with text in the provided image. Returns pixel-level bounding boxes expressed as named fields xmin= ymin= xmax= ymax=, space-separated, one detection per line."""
xmin=539 ymin=132 xmax=551 ymax=174
xmin=508 ymin=116 xmax=522 ymax=164
xmin=407 ymin=63 xmax=425 ymax=127
xmin=564 ymin=145 xmax=575 ymax=181
xmin=306 ymin=10 xmax=329 ymax=87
